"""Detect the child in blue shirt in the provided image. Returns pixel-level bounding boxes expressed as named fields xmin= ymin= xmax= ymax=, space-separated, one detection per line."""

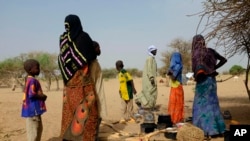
xmin=21 ymin=59 xmax=47 ymax=141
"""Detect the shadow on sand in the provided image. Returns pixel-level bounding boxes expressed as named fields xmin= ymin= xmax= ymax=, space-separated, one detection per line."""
xmin=220 ymin=96 xmax=250 ymax=124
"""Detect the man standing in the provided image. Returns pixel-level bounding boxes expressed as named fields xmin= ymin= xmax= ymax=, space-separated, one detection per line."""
xmin=135 ymin=45 xmax=158 ymax=110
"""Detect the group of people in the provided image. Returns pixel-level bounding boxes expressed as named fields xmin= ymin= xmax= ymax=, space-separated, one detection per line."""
xmin=21 ymin=14 xmax=227 ymax=141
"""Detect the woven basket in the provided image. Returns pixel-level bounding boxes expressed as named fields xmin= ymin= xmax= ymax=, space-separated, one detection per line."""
xmin=176 ymin=123 xmax=204 ymax=141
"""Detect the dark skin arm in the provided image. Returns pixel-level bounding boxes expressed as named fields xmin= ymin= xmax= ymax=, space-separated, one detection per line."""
xmin=130 ymin=80 xmax=137 ymax=94
xmin=33 ymin=94 xmax=47 ymax=101
xmin=167 ymin=71 xmax=177 ymax=81
xmin=214 ymin=50 xmax=227 ymax=70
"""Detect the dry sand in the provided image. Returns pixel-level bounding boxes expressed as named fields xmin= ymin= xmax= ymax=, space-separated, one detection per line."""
xmin=0 ymin=75 xmax=250 ymax=141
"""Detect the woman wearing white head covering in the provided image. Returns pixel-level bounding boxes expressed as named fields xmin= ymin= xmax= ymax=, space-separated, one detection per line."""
xmin=135 ymin=45 xmax=158 ymax=110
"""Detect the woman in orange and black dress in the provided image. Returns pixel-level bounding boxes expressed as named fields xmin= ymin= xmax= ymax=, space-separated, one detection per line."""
xmin=58 ymin=14 xmax=99 ymax=141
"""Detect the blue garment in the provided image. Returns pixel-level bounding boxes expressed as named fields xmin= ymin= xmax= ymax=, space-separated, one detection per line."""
xmin=192 ymin=77 xmax=226 ymax=136
xmin=21 ymin=76 xmax=46 ymax=117
xmin=168 ymin=52 xmax=183 ymax=83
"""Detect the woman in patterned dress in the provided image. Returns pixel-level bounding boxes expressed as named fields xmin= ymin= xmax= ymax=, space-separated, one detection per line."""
xmin=191 ymin=34 xmax=227 ymax=137
xmin=58 ymin=14 xmax=99 ymax=141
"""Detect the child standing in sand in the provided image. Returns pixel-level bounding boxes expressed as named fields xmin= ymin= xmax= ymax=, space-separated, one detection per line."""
xmin=115 ymin=60 xmax=137 ymax=123
xmin=21 ymin=59 xmax=47 ymax=141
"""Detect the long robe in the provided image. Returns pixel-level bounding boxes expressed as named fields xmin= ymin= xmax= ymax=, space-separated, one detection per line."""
xmin=89 ymin=59 xmax=107 ymax=118
xmin=135 ymin=56 xmax=157 ymax=109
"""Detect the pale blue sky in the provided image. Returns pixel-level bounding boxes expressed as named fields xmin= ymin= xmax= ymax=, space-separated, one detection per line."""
xmin=0 ymin=0 xmax=247 ymax=72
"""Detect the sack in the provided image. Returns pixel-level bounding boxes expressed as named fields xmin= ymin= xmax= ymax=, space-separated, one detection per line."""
xmin=176 ymin=123 xmax=204 ymax=141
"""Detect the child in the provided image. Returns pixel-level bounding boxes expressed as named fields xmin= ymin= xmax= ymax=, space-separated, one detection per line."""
xmin=115 ymin=60 xmax=137 ymax=123
xmin=21 ymin=59 xmax=47 ymax=141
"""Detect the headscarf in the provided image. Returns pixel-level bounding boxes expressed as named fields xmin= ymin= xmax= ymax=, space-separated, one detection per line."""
xmin=58 ymin=14 xmax=95 ymax=85
xmin=191 ymin=35 xmax=217 ymax=78
xmin=64 ymin=14 xmax=83 ymax=41
xmin=168 ymin=52 xmax=183 ymax=83
xmin=148 ymin=45 xmax=157 ymax=56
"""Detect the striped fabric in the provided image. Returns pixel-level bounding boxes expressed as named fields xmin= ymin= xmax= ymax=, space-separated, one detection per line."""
xmin=58 ymin=33 xmax=87 ymax=84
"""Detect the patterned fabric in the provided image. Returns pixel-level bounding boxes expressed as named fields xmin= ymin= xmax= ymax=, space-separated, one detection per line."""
xmin=58 ymin=14 xmax=96 ymax=85
xmin=60 ymin=69 xmax=99 ymax=141
xmin=58 ymin=32 xmax=87 ymax=84
xmin=168 ymin=80 xmax=184 ymax=124
xmin=191 ymin=35 xmax=217 ymax=79
xmin=192 ymin=77 xmax=226 ymax=136
xmin=118 ymin=69 xmax=133 ymax=100
xmin=21 ymin=76 xmax=46 ymax=117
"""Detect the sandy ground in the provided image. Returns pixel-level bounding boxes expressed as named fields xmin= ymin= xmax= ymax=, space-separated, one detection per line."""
xmin=0 ymin=75 xmax=250 ymax=141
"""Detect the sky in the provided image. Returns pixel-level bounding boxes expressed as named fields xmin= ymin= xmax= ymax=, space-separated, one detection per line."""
xmin=0 ymin=0 xmax=248 ymax=73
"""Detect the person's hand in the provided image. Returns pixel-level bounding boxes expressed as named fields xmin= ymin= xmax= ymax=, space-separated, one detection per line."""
xmin=133 ymin=88 xmax=137 ymax=95
xmin=150 ymin=78 xmax=155 ymax=86
xmin=42 ymin=94 xmax=47 ymax=101
xmin=167 ymin=71 xmax=172 ymax=76
xmin=195 ymin=73 xmax=207 ymax=83
xmin=119 ymin=90 xmax=122 ymax=98
xmin=170 ymin=75 xmax=176 ymax=81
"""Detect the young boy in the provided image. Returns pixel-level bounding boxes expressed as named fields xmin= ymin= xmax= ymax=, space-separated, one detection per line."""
xmin=21 ymin=59 xmax=47 ymax=141
xmin=115 ymin=60 xmax=137 ymax=123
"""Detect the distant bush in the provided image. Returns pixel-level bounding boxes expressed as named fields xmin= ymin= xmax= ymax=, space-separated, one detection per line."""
xmin=102 ymin=68 xmax=142 ymax=79
xmin=229 ymin=65 xmax=245 ymax=75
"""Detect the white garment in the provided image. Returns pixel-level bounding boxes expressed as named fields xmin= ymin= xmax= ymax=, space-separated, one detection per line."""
xmin=89 ymin=59 xmax=108 ymax=118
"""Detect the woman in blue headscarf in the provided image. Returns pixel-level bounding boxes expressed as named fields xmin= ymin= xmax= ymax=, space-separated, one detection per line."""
xmin=167 ymin=52 xmax=184 ymax=124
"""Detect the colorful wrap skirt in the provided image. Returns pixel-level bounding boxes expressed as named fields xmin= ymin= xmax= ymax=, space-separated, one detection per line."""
xmin=60 ymin=69 xmax=99 ymax=141
xmin=192 ymin=77 xmax=225 ymax=136
xmin=168 ymin=81 xmax=184 ymax=124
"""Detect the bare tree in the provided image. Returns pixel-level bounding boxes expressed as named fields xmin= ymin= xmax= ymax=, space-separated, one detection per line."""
xmin=192 ymin=0 xmax=250 ymax=100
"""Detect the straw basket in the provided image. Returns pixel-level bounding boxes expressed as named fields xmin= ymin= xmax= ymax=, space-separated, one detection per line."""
xmin=176 ymin=123 xmax=204 ymax=141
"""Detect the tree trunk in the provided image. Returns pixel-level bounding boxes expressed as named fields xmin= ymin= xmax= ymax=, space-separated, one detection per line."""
xmin=55 ymin=76 xmax=60 ymax=91
xmin=52 ymin=72 xmax=60 ymax=91
xmin=244 ymin=57 xmax=250 ymax=101
xmin=45 ymin=78 xmax=51 ymax=92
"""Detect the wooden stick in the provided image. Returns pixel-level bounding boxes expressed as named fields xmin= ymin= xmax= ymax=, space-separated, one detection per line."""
xmin=100 ymin=121 xmax=131 ymax=136
xmin=143 ymin=129 xmax=171 ymax=141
